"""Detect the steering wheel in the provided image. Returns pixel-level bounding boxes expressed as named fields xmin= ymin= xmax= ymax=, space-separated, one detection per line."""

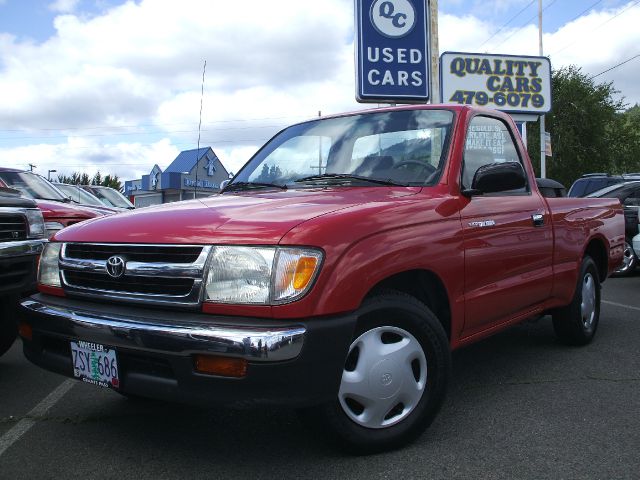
xmin=392 ymin=160 xmax=436 ymax=176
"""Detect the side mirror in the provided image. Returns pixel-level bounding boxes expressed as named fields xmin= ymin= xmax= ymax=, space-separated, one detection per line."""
xmin=466 ymin=161 xmax=527 ymax=196
xmin=220 ymin=179 xmax=230 ymax=191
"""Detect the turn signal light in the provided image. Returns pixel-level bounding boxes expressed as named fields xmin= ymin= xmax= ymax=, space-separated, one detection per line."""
xmin=194 ymin=354 xmax=247 ymax=378
xmin=293 ymin=256 xmax=319 ymax=290
xmin=18 ymin=322 xmax=33 ymax=341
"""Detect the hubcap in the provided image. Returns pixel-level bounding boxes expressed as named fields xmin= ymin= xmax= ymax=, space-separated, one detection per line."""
xmin=616 ymin=241 xmax=636 ymax=274
xmin=338 ymin=326 xmax=427 ymax=429
xmin=581 ymin=273 xmax=596 ymax=330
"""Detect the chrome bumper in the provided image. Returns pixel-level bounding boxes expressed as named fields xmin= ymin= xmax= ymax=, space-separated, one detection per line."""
xmin=0 ymin=239 xmax=43 ymax=258
xmin=20 ymin=298 xmax=306 ymax=362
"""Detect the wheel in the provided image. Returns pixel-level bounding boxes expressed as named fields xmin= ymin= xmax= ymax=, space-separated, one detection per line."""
xmin=306 ymin=290 xmax=451 ymax=454
xmin=392 ymin=160 xmax=436 ymax=177
xmin=0 ymin=299 xmax=18 ymax=357
xmin=613 ymin=239 xmax=637 ymax=276
xmin=552 ymin=256 xmax=600 ymax=345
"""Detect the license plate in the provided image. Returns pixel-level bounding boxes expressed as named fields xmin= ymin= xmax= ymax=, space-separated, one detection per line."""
xmin=70 ymin=340 xmax=120 ymax=389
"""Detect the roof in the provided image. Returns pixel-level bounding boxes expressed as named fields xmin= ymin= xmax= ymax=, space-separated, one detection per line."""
xmin=164 ymin=147 xmax=213 ymax=174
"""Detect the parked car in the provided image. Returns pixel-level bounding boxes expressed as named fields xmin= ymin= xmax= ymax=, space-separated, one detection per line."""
xmin=587 ymin=180 xmax=640 ymax=275
xmin=536 ymin=178 xmax=567 ymax=198
xmin=568 ymin=173 xmax=640 ymax=197
xmin=19 ymin=105 xmax=624 ymax=453
xmin=80 ymin=185 xmax=134 ymax=210
xmin=0 ymin=187 xmax=45 ymax=356
xmin=632 ymin=232 xmax=640 ymax=266
xmin=0 ymin=169 xmax=107 ymax=238
xmin=53 ymin=183 xmax=122 ymax=214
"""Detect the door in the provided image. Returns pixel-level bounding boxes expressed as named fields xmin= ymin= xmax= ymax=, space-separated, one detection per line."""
xmin=461 ymin=116 xmax=553 ymax=336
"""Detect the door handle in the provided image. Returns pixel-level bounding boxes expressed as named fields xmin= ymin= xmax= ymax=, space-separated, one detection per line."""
xmin=532 ymin=214 xmax=544 ymax=227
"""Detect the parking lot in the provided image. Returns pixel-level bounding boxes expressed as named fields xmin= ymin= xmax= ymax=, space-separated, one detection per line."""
xmin=1 ymin=276 xmax=639 ymax=480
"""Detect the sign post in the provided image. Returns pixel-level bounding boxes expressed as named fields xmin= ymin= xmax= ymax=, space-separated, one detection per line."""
xmin=355 ymin=0 xmax=430 ymax=103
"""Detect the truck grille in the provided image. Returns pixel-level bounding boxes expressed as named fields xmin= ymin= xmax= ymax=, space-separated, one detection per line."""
xmin=0 ymin=213 xmax=27 ymax=242
xmin=60 ymin=243 xmax=211 ymax=307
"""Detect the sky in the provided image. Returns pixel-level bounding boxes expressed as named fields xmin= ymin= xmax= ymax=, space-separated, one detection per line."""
xmin=1 ymin=0 xmax=639 ymax=182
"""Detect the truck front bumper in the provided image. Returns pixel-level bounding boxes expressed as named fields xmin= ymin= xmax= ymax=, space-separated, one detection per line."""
xmin=20 ymin=294 xmax=357 ymax=407
xmin=0 ymin=239 xmax=42 ymax=296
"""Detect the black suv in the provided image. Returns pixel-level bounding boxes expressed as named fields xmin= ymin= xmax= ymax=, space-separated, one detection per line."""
xmin=568 ymin=173 xmax=640 ymax=197
xmin=587 ymin=180 xmax=640 ymax=275
xmin=0 ymin=188 xmax=45 ymax=356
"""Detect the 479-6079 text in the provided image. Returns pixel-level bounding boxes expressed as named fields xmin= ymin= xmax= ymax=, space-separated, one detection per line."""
xmin=449 ymin=90 xmax=545 ymax=109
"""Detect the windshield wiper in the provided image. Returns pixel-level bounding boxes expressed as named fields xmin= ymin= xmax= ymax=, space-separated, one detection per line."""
xmin=223 ymin=181 xmax=288 ymax=192
xmin=294 ymin=173 xmax=405 ymax=186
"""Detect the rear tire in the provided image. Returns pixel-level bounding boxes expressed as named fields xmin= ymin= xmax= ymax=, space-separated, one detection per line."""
xmin=306 ymin=290 xmax=451 ymax=454
xmin=552 ymin=256 xmax=600 ymax=345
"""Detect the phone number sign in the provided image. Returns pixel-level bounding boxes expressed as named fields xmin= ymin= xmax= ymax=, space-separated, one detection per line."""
xmin=440 ymin=52 xmax=551 ymax=114
xmin=355 ymin=0 xmax=430 ymax=103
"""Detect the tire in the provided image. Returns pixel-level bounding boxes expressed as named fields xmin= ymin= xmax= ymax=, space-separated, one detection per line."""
xmin=305 ymin=290 xmax=451 ymax=454
xmin=552 ymin=256 xmax=600 ymax=346
xmin=0 ymin=299 xmax=18 ymax=357
xmin=613 ymin=239 xmax=637 ymax=276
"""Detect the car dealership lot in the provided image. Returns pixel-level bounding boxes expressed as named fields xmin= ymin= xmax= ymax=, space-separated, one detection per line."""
xmin=2 ymin=278 xmax=639 ymax=479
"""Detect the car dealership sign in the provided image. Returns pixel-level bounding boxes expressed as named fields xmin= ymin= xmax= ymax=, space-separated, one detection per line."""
xmin=355 ymin=0 xmax=430 ymax=103
xmin=440 ymin=52 xmax=551 ymax=114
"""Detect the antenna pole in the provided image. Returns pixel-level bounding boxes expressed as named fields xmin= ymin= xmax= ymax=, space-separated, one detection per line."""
xmin=195 ymin=60 xmax=207 ymax=198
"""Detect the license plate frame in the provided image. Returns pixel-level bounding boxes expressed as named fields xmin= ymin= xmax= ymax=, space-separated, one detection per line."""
xmin=70 ymin=340 xmax=120 ymax=389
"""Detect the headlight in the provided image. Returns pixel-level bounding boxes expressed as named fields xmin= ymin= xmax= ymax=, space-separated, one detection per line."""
xmin=205 ymin=246 xmax=323 ymax=305
xmin=45 ymin=221 xmax=64 ymax=239
xmin=38 ymin=242 xmax=62 ymax=287
xmin=25 ymin=208 xmax=45 ymax=239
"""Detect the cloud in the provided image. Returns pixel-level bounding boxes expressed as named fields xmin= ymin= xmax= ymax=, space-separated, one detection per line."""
xmin=1 ymin=0 xmax=640 ymax=182
xmin=0 ymin=138 xmax=180 ymax=182
xmin=49 ymin=0 xmax=81 ymax=13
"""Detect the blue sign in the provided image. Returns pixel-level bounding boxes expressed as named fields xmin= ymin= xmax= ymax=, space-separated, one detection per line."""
xmin=356 ymin=0 xmax=430 ymax=103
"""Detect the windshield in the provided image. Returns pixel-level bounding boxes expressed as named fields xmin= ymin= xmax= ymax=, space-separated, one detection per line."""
xmin=0 ymin=171 xmax=67 ymax=201
xmin=231 ymin=109 xmax=454 ymax=188
xmin=55 ymin=184 xmax=105 ymax=206
xmin=90 ymin=187 xmax=134 ymax=208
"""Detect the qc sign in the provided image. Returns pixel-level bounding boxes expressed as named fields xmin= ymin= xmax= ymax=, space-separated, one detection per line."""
xmin=355 ymin=0 xmax=430 ymax=103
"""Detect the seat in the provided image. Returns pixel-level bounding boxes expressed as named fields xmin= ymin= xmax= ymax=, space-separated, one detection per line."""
xmin=463 ymin=149 xmax=494 ymax=189
xmin=354 ymin=155 xmax=394 ymax=177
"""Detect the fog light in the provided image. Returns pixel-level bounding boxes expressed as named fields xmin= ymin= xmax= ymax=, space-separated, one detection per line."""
xmin=194 ymin=355 xmax=247 ymax=378
xmin=18 ymin=322 xmax=33 ymax=341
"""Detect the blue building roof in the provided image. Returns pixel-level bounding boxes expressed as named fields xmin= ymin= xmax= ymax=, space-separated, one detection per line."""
xmin=164 ymin=147 xmax=213 ymax=174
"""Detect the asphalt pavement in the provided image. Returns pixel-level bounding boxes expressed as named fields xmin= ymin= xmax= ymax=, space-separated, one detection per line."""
xmin=1 ymin=276 xmax=639 ymax=479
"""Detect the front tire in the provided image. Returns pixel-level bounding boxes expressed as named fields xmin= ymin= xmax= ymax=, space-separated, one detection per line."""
xmin=552 ymin=256 xmax=600 ymax=345
xmin=308 ymin=290 xmax=451 ymax=454
xmin=613 ymin=239 xmax=637 ymax=276
xmin=0 ymin=299 xmax=18 ymax=357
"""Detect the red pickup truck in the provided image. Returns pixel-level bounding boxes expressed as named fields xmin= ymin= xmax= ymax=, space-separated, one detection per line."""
xmin=19 ymin=105 xmax=624 ymax=453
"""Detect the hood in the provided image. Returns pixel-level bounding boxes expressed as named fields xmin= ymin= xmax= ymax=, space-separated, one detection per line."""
xmin=35 ymin=199 xmax=106 ymax=221
xmin=54 ymin=187 xmax=419 ymax=244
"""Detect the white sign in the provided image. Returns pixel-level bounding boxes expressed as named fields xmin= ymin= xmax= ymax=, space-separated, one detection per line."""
xmin=440 ymin=52 xmax=551 ymax=114
xmin=370 ymin=0 xmax=416 ymax=38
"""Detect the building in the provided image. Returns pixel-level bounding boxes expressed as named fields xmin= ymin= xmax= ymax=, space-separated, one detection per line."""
xmin=124 ymin=147 xmax=230 ymax=207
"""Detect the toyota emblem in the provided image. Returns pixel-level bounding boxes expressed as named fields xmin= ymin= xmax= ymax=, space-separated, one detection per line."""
xmin=106 ymin=255 xmax=126 ymax=278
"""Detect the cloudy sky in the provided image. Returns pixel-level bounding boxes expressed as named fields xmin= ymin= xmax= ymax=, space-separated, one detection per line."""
xmin=1 ymin=0 xmax=639 ymax=182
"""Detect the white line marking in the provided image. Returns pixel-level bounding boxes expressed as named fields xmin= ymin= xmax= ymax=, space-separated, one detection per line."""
xmin=0 ymin=379 xmax=75 ymax=457
xmin=602 ymin=300 xmax=640 ymax=312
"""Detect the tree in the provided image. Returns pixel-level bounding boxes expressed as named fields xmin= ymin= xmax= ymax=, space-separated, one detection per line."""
xmin=526 ymin=65 xmax=627 ymax=187
xmin=56 ymin=171 xmax=123 ymax=192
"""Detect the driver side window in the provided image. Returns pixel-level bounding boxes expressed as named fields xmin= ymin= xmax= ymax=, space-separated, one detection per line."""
xmin=461 ymin=116 xmax=528 ymax=194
